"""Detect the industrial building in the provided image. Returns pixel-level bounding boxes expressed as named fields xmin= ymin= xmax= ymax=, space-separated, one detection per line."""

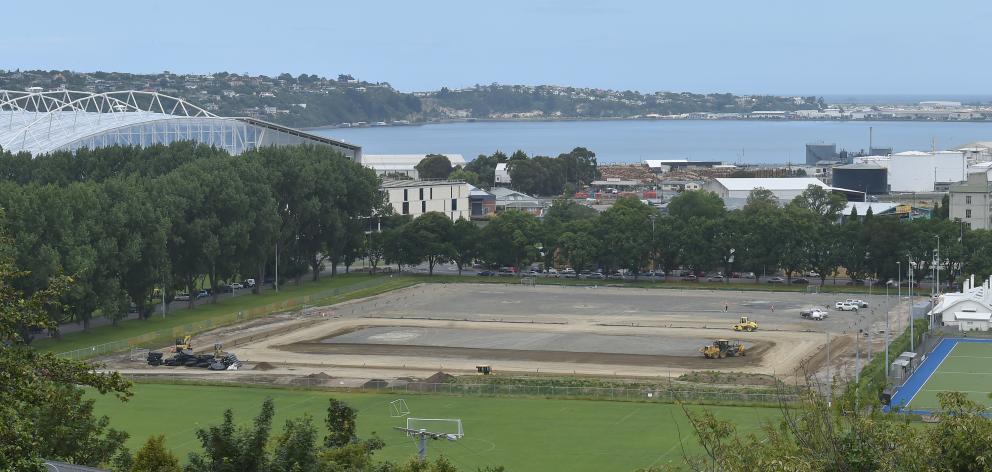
xmin=949 ymin=170 xmax=992 ymax=229
xmin=0 ymin=90 xmax=360 ymax=158
xmin=380 ymin=179 xmax=470 ymax=221
xmin=805 ymin=143 xmax=838 ymax=165
xmin=643 ymin=159 xmax=724 ymax=173
xmin=832 ymin=163 xmax=888 ymax=195
xmin=856 ymin=151 xmax=966 ymax=193
xmin=703 ymin=177 xmax=861 ymax=202
xmin=489 ymin=187 xmax=544 ymax=216
xmin=469 ymin=185 xmax=496 ymax=219
xmin=361 ymin=154 xmax=466 ymax=179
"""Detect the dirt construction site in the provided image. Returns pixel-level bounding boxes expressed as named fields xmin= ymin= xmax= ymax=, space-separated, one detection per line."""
xmin=110 ymin=283 xmax=907 ymax=387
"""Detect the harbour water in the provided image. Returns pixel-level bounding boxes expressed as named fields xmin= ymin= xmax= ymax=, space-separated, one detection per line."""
xmin=313 ymin=119 xmax=992 ymax=164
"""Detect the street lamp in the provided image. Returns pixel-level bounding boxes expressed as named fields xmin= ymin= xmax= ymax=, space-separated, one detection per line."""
xmin=649 ymin=214 xmax=657 ymax=284
xmin=908 ymin=255 xmax=915 ymax=351
xmin=934 ymin=234 xmax=941 ymax=297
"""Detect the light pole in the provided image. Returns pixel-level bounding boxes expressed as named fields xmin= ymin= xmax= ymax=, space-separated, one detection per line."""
xmin=934 ymin=234 xmax=940 ymax=296
xmin=909 ymin=255 xmax=915 ymax=352
xmin=649 ymin=214 xmax=657 ymax=284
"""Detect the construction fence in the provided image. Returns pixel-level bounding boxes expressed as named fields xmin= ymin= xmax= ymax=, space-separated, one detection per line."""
xmin=123 ymin=373 xmax=798 ymax=405
xmin=56 ymin=276 xmax=393 ymax=361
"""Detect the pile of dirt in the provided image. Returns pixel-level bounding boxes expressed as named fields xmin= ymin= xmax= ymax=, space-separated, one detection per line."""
xmin=424 ymin=371 xmax=455 ymax=384
xmin=363 ymin=378 xmax=388 ymax=389
xmin=307 ymin=372 xmax=332 ymax=380
xmin=253 ymin=362 xmax=276 ymax=371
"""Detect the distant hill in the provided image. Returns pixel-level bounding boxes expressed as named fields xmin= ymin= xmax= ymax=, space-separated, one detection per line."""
xmin=0 ymin=69 xmax=823 ymax=128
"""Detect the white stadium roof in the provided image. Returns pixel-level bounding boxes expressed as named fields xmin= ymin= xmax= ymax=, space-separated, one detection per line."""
xmin=713 ymin=177 xmax=829 ymax=191
xmin=0 ymin=90 xmax=359 ymax=158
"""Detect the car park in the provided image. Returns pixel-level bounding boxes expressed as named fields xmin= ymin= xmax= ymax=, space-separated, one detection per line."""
xmin=707 ymin=275 xmax=724 ymax=282
xmin=801 ymin=308 xmax=829 ymax=320
xmin=477 ymin=270 xmax=495 ymax=276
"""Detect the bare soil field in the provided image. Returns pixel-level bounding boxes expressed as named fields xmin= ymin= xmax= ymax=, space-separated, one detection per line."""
xmin=110 ymin=283 xmax=903 ymax=386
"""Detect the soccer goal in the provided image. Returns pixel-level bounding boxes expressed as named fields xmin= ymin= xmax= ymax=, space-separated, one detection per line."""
xmin=389 ymin=399 xmax=411 ymax=418
xmin=806 ymin=285 xmax=820 ymax=294
xmin=405 ymin=418 xmax=464 ymax=439
xmin=520 ymin=275 xmax=536 ymax=286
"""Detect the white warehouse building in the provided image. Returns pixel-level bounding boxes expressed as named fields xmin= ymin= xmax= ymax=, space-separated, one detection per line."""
xmin=703 ymin=177 xmax=860 ymax=202
xmin=930 ymin=275 xmax=992 ymax=331
xmin=380 ymin=179 xmax=470 ymax=221
xmin=361 ymin=154 xmax=466 ymax=179
xmin=856 ymin=151 xmax=966 ymax=192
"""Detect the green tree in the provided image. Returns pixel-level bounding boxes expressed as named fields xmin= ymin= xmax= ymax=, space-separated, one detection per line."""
xmin=667 ymin=190 xmax=725 ymax=221
xmin=324 ymin=398 xmax=358 ymax=449
xmin=448 ymin=167 xmax=479 ymax=186
xmin=406 ymin=212 xmax=455 ymax=275
xmin=479 ymin=210 xmax=542 ymax=269
xmin=415 ymin=154 xmax=454 ymax=179
xmin=0 ymin=223 xmax=131 ymax=471
xmin=596 ymin=197 xmax=654 ymax=275
xmin=558 ymin=231 xmax=601 ymax=271
xmin=450 ymin=219 xmax=481 ymax=275
xmin=186 ymin=398 xmax=275 ymax=472
xmin=271 ymin=415 xmax=318 ymax=472
xmin=787 ymin=184 xmax=847 ymax=219
xmin=131 ymin=435 xmax=180 ymax=472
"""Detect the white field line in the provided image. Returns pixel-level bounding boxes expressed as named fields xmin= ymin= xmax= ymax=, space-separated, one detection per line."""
xmin=907 ymin=342 xmax=957 ymax=408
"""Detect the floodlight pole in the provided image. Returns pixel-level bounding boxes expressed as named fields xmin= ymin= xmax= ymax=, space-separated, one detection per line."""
xmin=909 ymin=255 xmax=914 ymax=352
xmin=416 ymin=430 xmax=428 ymax=460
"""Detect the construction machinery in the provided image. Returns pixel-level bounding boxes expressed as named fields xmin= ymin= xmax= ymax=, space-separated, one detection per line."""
xmin=733 ymin=316 xmax=758 ymax=332
xmin=172 ymin=335 xmax=192 ymax=352
xmin=700 ymin=339 xmax=746 ymax=359
xmin=148 ymin=337 xmax=241 ymax=370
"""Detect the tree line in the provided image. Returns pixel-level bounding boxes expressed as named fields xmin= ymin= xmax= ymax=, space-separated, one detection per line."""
xmin=0 ymin=142 xmax=380 ymax=334
xmin=375 ymin=185 xmax=984 ymax=287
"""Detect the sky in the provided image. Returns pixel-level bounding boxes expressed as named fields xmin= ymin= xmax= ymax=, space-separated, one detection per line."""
xmin=2 ymin=0 xmax=989 ymax=96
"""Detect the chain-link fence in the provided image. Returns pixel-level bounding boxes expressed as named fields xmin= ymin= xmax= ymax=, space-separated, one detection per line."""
xmin=123 ymin=373 xmax=797 ymax=405
xmin=57 ymin=276 xmax=393 ymax=361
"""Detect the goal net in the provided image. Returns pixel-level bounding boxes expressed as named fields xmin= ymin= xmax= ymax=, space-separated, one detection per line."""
xmin=389 ymin=399 xmax=411 ymax=418
xmin=405 ymin=418 xmax=464 ymax=438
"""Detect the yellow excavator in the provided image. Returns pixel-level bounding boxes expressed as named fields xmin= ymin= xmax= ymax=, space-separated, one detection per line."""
xmin=733 ymin=316 xmax=758 ymax=332
xmin=172 ymin=335 xmax=192 ymax=353
xmin=700 ymin=339 xmax=746 ymax=359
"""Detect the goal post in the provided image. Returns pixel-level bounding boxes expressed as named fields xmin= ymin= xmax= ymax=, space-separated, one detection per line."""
xmin=405 ymin=418 xmax=463 ymax=438
xmin=389 ymin=399 xmax=411 ymax=418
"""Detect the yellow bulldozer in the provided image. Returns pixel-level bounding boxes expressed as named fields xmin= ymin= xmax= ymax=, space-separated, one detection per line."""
xmin=700 ymin=339 xmax=746 ymax=359
xmin=171 ymin=335 xmax=192 ymax=353
xmin=733 ymin=316 xmax=758 ymax=332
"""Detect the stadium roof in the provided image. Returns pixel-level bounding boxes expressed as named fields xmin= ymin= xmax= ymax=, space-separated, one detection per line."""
xmin=0 ymin=90 xmax=360 ymax=158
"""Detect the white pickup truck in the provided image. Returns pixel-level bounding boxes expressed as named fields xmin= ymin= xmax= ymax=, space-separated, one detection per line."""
xmin=835 ymin=301 xmax=859 ymax=311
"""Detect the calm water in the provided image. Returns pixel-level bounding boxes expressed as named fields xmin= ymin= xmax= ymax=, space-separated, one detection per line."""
xmin=312 ymin=120 xmax=992 ymax=164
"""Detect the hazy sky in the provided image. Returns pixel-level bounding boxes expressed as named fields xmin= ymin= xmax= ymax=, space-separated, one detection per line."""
xmin=3 ymin=0 xmax=988 ymax=95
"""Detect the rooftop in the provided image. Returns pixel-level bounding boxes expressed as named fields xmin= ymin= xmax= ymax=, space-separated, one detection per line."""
xmin=712 ymin=177 xmax=828 ymax=191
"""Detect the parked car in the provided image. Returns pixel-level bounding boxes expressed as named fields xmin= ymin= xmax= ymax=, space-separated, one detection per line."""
xmin=230 ymin=282 xmax=244 ymax=290
xmin=477 ymin=270 xmax=495 ymax=276
xmin=707 ymin=275 xmax=724 ymax=282
xmin=846 ymin=299 xmax=869 ymax=308
xmin=682 ymin=274 xmax=698 ymax=282
xmin=174 ymin=293 xmax=190 ymax=301
xmin=497 ymin=269 xmax=515 ymax=277
xmin=792 ymin=278 xmax=810 ymax=285
xmin=767 ymin=277 xmax=785 ymax=284
xmin=243 ymin=278 xmax=256 ymax=288
xmin=742 ymin=272 xmax=756 ymax=279
xmin=801 ymin=308 xmax=829 ymax=320
xmin=195 ymin=290 xmax=209 ymax=300
xmin=587 ymin=272 xmax=605 ymax=280
xmin=845 ymin=279 xmax=865 ymax=286
xmin=835 ymin=302 xmax=859 ymax=311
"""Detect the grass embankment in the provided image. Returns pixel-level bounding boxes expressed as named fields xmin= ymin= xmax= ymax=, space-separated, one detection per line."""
xmin=90 ymin=383 xmax=779 ymax=471
xmin=36 ymin=273 xmax=412 ymax=354
xmin=843 ymin=317 xmax=928 ymax=406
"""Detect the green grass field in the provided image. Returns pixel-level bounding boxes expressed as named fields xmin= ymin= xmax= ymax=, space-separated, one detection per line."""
xmin=89 ymin=383 xmax=779 ymax=471
xmin=907 ymin=341 xmax=992 ymax=411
